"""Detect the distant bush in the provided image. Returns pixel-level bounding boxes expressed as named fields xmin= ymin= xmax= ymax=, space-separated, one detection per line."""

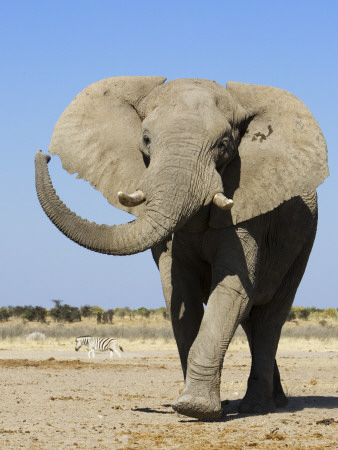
xmin=287 ymin=309 xmax=296 ymax=321
xmin=8 ymin=306 xmax=26 ymax=317
xmin=136 ymin=307 xmax=151 ymax=318
xmin=286 ymin=306 xmax=338 ymax=322
xmin=89 ymin=306 xmax=104 ymax=317
xmin=80 ymin=305 xmax=92 ymax=318
xmin=102 ymin=309 xmax=114 ymax=324
xmin=115 ymin=307 xmax=134 ymax=319
xmin=49 ymin=301 xmax=81 ymax=323
xmin=23 ymin=306 xmax=47 ymax=323
xmin=153 ymin=307 xmax=169 ymax=320
xmin=293 ymin=306 xmax=310 ymax=320
xmin=3 ymin=302 xmax=336 ymax=328
xmin=4 ymin=306 xmax=47 ymax=323
xmin=324 ymin=308 xmax=337 ymax=319
xmin=0 ymin=308 xmax=10 ymax=322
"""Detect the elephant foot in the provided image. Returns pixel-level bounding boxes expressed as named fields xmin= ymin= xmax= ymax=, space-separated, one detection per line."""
xmin=172 ymin=385 xmax=222 ymax=420
xmin=239 ymin=372 xmax=288 ymax=414
xmin=274 ymin=390 xmax=289 ymax=408
xmin=238 ymin=391 xmax=276 ymax=415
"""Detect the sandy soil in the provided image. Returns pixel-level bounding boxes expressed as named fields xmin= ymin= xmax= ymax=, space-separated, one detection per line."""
xmin=0 ymin=346 xmax=337 ymax=449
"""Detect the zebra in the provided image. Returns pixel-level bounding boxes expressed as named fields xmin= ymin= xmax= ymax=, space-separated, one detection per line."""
xmin=75 ymin=336 xmax=123 ymax=359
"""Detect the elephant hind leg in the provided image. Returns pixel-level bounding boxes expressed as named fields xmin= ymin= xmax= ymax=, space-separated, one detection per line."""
xmin=240 ymin=234 xmax=315 ymax=414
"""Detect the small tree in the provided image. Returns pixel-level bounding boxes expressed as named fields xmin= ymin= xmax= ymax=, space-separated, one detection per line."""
xmin=0 ymin=308 xmax=10 ymax=322
xmin=90 ymin=306 xmax=104 ymax=317
xmin=80 ymin=305 xmax=92 ymax=318
xmin=115 ymin=308 xmax=126 ymax=319
xmin=292 ymin=306 xmax=310 ymax=321
xmin=33 ymin=306 xmax=47 ymax=322
xmin=49 ymin=299 xmax=63 ymax=323
xmin=107 ymin=309 xmax=114 ymax=323
xmin=324 ymin=308 xmax=337 ymax=319
xmin=137 ymin=307 xmax=151 ymax=318
xmin=21 ymin=309 xmax=35 ymax=322
xmin=11 ymin=306 xmax=26 ymax=317
xmin=49 ymin=300 xmax=81 ymax=323
xmin=102 ymin=309 xmax=114 ymax=324
xmin=59 ymin=304 xmax=81 ymax=323
xmin=287 ymin=308 xmax=296 ymax=321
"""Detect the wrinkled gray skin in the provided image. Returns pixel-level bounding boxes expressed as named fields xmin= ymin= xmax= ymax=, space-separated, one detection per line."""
xmin=35 ymin=77 xmax=328 ymax=420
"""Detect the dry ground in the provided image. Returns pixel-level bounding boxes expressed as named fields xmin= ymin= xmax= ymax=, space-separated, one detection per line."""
xmin=0 ymin=338 xmax=337 ymax=449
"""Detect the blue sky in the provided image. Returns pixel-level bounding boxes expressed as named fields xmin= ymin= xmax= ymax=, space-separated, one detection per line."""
xmin=1 ymin=1 xmax=337 ymax=310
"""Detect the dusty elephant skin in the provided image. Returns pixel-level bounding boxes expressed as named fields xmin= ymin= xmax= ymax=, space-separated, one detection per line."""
xmin=35 ymin=76 xmax=329 ymax=420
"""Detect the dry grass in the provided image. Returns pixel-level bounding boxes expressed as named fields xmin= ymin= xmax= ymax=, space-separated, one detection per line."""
xmin=0 ymin=316 xmax=336 ymax=352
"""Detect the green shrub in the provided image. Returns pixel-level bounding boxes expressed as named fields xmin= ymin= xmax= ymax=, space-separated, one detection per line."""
xmin=324 ymin=308 xmax=337 ymax=319
xmin=292 ymin=306 xmax=310 ymax=320
xmin=287 ymin=309 xmax=296 ymax=321
xmin=0 ymin=308 xmax=10 ymax=322
xmin=136 ymin=307 xmax=151 ymax=318
xmin=89 ymin=306 xmax=104 ymax=317
xmin=80 ymin=305 xmax=93 ymax=318
xmin=102 ymin=309 xmax=114 ymax=324
xmin=49 ymin=302 xmax=81 ymax=323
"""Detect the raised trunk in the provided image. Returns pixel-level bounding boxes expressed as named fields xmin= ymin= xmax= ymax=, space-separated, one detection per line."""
xmin=35 ymin=151 xmax=172 ymax=255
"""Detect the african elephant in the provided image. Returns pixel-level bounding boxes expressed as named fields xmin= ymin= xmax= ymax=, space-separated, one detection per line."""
xmin=35 ymin=77 xmax=328 ymax=420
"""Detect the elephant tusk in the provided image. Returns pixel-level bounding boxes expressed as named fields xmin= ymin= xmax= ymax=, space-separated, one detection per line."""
xmin=118 ymin=190 xmax=146 ymax=207
xmin=213 ymin=193 xmax=234 ymax=211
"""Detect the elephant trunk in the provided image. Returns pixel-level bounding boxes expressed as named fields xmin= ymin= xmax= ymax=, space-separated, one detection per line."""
xmin=35 ymin=136 xmax=226 ymax=255
xmin=35 ymin=151 xmax=173 ymax=255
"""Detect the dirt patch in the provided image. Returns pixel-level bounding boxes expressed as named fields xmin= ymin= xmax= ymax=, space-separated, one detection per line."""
xmin=0 ymin=348 xmax=337 ymax=448
xmin=0 ymin=358 xmax=166 ymax=371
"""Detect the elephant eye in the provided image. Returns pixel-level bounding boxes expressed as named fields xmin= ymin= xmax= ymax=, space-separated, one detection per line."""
xmin=214 ymin=134 xmax=235 ymax=167
xmin=143 ymin=135 xmax=151 ymax=148
xmin=219 ymin=136 xmax=229 ymax=149
xmin=141 ymin=135 xmax=151 ymax=167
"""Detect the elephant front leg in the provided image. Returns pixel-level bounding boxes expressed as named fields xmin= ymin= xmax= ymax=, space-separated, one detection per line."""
xmin=153 ymin=241 xmax=205 ymax=378
xmin=170 ymin=265 xmax=206 ymax=378
xmin=173 ymin=275 xmax=251 ymax=420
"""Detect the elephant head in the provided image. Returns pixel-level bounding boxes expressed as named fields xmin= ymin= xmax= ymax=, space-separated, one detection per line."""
xmin=35 ymin=77 xmax=328 ymax=254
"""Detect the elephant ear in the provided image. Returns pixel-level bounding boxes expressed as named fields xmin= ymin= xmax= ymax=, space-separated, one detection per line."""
xmin=49 ymin=76 xmax=166 ymax=217
xmin=219 ymin=82 xmax=329 ymax=225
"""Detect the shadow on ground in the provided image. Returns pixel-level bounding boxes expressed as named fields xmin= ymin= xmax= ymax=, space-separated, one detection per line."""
xmin=132 ymin=396 xmax=338 ymax=422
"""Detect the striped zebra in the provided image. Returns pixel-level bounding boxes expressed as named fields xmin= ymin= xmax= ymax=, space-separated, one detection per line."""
xmin=75 ymin=336 xmax=123 ymax=359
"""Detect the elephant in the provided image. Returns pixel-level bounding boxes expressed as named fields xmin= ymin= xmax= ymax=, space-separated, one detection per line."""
xmin=35 ymin=76 xmax=329 ymax=420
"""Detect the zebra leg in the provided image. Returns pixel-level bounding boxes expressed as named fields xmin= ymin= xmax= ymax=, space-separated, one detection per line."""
xmin=112 ymin=344 xmax=122 ymax=358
